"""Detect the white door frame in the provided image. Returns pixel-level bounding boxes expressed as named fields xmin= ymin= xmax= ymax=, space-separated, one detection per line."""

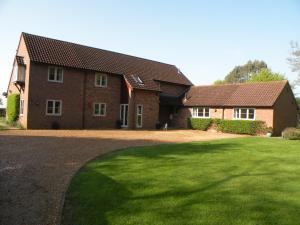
xmin=120 ymin=104 xmax=129 ymax=128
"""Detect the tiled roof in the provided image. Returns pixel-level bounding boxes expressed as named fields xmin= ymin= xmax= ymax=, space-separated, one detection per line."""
xmin=184 ymin=81 xmax=289 ymax=107
xmin=22 ymin=33 xmax=193 ymax=91
xmin=16 ymin=56 xmax=26 ymax=66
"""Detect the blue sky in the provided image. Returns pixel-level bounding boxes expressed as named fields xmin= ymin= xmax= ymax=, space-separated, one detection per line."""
xmin=0 ymin=0 xmax=299 ymax=106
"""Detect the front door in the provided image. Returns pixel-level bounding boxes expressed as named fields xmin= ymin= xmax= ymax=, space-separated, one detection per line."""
xmin=120 ymin=104 xmax=129 ymax=128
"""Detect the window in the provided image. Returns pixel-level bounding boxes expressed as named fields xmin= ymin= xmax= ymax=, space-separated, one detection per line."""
xmin=94 ymin=103 xmax=106 ymax=116
xmin=46 ymin=100 xmax=62 ymax=116
xmin=48 ymin=67 xmax=63 ymax=83
xmin=20 ymin=99 xmax=24 ymax=116
xmin=136 ymin=104 xmax=143 ymax=128
xmin=233 ymin=108 xmax=255 ymax=120
xmin=95 ymin=73 xmax=107 ymax=87
xmin=132 ymin=74 xmax=144 ymax=85
xmin=192 ymin=107 xmax=210 ymax=118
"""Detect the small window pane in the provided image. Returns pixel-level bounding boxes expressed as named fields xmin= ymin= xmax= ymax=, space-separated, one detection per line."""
xmin=248 ymin=109 xmax=255 ymax=119
xmin=101 ymin=75 xmax=107 ymax=86
xmin=95 ymin=74 xmax=101 ymax=86
xmin=234 ymin=109 xmax=240 ymax=118
xmin=241 ymin=109 xmax=247 ymax=119
xmin=137 ymin=115 xmax=142 ymax=126
xmin=94 ymin=104 xmax=100 ymax=115
xmin=49 ymin=68 xmax=55 ymax=80
xmin=100 ymin=104 xmax=106 ymax=115
xmin=56 ymin=68 xmax=63 ymax=81
xmin=54 ymin=101 xmax=61 ymax=114
xmin=47 ymin=101 xmax=53 ymax=114
xmin=193 ymin=108 xmax=197 ymax=117
xmin=137 ymin=105 xmax=142 ymax=114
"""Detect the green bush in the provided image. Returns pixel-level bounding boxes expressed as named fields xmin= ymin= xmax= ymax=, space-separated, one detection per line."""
xmin=215 ymin=119 xmax=266 ymax=135
xmin=188 ymin=118 xmax=213 ymax=131
xmin=6 ymin=94 xmax=20 ymax=123
xmin=282 ymin=128 xmax=300 ymax=140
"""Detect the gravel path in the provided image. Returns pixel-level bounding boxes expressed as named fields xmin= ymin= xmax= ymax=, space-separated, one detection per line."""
xmin=0 ymin=130 xmax=241 ymax=225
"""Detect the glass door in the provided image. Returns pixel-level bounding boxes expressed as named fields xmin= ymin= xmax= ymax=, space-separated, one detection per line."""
xmin=120 ymin=104 xmax=129 ymax=127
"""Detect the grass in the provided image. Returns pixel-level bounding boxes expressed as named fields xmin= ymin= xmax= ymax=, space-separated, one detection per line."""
xmin=0 ymin=117 xmax=8 ymax=130
xmin=62 ymin=137 xmax=300 ymax=225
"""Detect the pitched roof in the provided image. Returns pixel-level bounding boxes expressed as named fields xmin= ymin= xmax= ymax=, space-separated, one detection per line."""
xmin=22 ymin=33 xmax=192 ymax=91
xmin=184 ymin=80 xmax=289 ymax=107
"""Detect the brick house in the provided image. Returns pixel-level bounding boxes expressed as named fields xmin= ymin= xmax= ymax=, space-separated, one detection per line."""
xmin=6 ymin=33 xmax=192 ymax=129
xmin=6 ymin=33 xmax=298 ymax=134
xmin=175 ymin=81 xmax=298 ymax=135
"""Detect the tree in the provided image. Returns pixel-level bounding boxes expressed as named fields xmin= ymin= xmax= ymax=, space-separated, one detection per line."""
xmin=214 ymin=79 xmax=227 ymax=85
xmin=224 ymin=60 xmax=267 ymax=83
xmin=287 ymin=41 xmax=300 ymax=86
xmin=0 ymin=97 xmax=2 ymax=106
xmin=248 ymin=68 xmax=285 ymax=83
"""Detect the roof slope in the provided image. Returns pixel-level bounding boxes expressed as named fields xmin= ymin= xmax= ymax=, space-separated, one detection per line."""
xmin=185 ymin=81 xmax=288 ymax=107
xmin=22 ymin=33 xmax=192 ymax=91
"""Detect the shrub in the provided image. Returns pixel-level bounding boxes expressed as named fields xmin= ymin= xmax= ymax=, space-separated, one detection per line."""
xmin=282 ymin=128 xmax=300 ymax=140
xmin=6 ymin=94 xmax=20 ymax=123
xmin=188 ymin=118 xmax=213 ymax=131
xmin=215 ymin=119 xmax=266 ymax=135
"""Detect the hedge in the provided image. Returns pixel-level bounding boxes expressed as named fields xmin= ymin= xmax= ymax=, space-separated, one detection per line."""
xmin=188 ymin=118 xmax=213 ymax=131
xmin=188 ymin=117 xmax=266 ymax=135
xmin=6 ymin=94 xmax=20 ymax=123
xmin=215 ymin=119 xmax=266 ymax=135
xmin=282 ymin=128 xmax=300 ymax=140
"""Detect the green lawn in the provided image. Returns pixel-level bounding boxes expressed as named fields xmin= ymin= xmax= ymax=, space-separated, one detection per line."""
xmin=62 ymin=137 xmax=300 ymax=225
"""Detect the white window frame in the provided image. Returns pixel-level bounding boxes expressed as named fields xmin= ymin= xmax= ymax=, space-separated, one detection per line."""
xmin=48 ymin=66 xmax=64 ymax=83
xmin=192 ymin=107 xmax=210 ymax=118
xmin=46 ymin=100 xmax=62 ymax=116
xmin=94 ymin=103 xmax=106 ymax=117
xmin=19 ymin=99 xmax=24 ymax=116
xmin=136 ymin=104 xmax=143 ymax=128
xmin=233 ymin=108 xmax=256 ymax=120
xmin=95 ymin=73 xmax=107 ymax=87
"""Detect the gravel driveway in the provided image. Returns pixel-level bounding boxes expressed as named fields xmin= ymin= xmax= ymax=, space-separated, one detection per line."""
xmin=0 ymin=129 xmax=241 ymax=225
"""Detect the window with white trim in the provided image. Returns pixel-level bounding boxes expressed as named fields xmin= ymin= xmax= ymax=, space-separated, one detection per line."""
xmin=136 ymin=104 xmax=143 ymax=128
xmin=20 ymin=99 xmax=24 ymax=116
xmin=48 ymin=67 xmax=63 ymax=83
xmin=94 ymin=103 xmax=106 ymax=116
xmin=233 ymin=108 xmax=255 ymax=120
xmin=46 ymin=100 xmax=62 ymax=116
xmin=192 ymin=107 xmax=210 ymax=118
xmin=95 ymin=73 xmax=107 ymax=87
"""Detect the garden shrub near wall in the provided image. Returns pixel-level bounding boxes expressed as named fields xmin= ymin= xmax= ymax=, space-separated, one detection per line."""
xmin=6 ymin=94 xmax=20 ymax=123
xmin=282 ymin=128 xmax=300 ymax=140
xmin=215 ymin=119 xmax=266 ymax=135
xmin=188 ymin=118 xmax=213 ymax=131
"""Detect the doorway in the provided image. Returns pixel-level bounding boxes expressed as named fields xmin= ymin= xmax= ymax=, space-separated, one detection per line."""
xmin=120 ymin=104 xmax=129 ymax=128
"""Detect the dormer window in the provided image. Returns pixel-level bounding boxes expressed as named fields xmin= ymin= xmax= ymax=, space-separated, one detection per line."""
xmin=132 ymin=74 xmax=144 ymax=85
xmin=13 ymin=56 xmax=26 ymax=83
xmin=48 ymin=67 xmax=63 ymax=83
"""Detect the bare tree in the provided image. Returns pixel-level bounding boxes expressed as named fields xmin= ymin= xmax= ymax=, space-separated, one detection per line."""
xmin=287 ymin=41 xmax=300 ymax=85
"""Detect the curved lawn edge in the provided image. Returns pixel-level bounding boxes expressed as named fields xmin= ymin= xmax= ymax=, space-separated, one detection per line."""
xmin=61 ymin=137 xmax=300 ymax=225
xmin=59 ymin=141 xmax=185 ymax=225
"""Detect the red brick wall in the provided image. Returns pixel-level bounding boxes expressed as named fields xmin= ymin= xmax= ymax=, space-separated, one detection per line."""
xmin=27 ymin=63 xmax=85 ymax=129
xmin=83 ymin=71 xmax=122 ymax=129
xmin=129 ymin=89 xmax=159 ymax=129
xmin=273 ymin=84 xmax=298 ymax=135
xmin=27 ymin=63 xmax=123 ymax=129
